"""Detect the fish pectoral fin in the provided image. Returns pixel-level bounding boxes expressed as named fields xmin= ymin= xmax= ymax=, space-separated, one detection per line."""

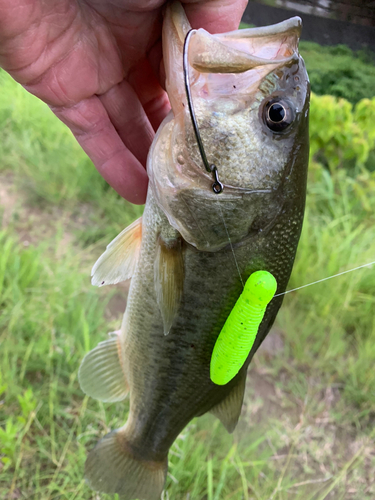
xmin=78 ymin=332 xmax=128 ymax=402
xmin=85 ymin=425 xmax=168 ymax=500
xmin=91 ymin=217 xmax=142 ymax=287
xmin=154 ymin=234 xmax=184 ymax=335
xmin=209 ymin=372 xmax=247 ymax=433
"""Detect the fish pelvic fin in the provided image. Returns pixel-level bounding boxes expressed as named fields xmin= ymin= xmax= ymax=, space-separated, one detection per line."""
xmin=209 ymin=372 xmax=247 ymax=433
xmin=154 ymin=234 xmax=184 ymax=335
xmin=91 ymin=216 xmax=142 ymax=287
xmin=78 ymin=332 xmax=128 ymax=402
xmin=85 ymin=427 xmax=168 ymax=500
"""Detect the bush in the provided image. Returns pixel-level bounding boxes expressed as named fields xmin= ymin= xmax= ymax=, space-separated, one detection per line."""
xmin=300 ymin=42 xmax=375 ymax=104
xmin=310 ymin=93 xmax=375 ymax=174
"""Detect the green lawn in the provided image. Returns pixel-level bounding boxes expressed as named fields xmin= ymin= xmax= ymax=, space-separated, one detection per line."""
xmin=0 ymin=67 xmax=374 ymax=500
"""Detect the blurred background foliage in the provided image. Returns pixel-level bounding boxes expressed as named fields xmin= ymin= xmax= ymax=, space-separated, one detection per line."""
xmin=0 ymin=35 xmax=375 ymax=500
xmin=301 ymin=42 xmax=375 ymax=104
xmin=310 ymin=93 xmax=375 ymax=174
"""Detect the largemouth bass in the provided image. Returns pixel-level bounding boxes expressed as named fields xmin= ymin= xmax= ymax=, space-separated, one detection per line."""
xmin=79 ymin=2 xmax=310 ymax=499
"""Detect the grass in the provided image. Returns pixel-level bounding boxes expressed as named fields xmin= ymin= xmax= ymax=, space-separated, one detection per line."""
xmin=1 ymin=64 xmax=375 ymax=500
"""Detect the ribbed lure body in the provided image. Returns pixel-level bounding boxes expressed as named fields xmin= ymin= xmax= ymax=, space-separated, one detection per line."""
xmin=210 ymin=271 xmax=277 ymax=385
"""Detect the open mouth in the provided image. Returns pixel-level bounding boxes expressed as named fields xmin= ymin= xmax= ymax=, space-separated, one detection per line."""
xmin=187 ymin=17 xmax=302 ymax=74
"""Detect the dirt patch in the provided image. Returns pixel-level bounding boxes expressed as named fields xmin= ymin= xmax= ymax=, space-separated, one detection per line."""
xmin=0 ymin=173 xmax=18 ymax=226
xmin=239 ymin=344 xmax=375 ymax=499
xmin=0 ymin=173 xmax=89 ymax=254
xmin=258 ymin=327 xmax=285 ymax=357
xmin=104 ymin=280 xmax=131 ymax=322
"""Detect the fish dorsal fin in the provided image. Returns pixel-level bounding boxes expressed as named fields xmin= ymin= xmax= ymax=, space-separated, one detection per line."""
xmin=91 ymin=217 xmax=142 ymax=287
xmin=154 ymin=234 xmax=184 ymax=335
xmin=210 ymin=372 xmax=247 ymax=433
xmin=78 ymin=332 xmax=128 ymax=402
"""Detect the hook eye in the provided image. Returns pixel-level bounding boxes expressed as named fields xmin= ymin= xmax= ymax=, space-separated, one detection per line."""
xmin=211 ymin=165 xmax=223 ymax=194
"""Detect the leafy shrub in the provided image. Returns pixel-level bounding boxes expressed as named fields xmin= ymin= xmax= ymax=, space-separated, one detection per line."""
xmin=309 ymin=93 xmax=375 ymax=174
xmin=300 ymin=42 xmax=375 ymax=104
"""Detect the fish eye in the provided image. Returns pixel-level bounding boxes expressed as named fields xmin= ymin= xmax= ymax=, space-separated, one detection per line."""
xmin=263 ymin=99 xmax=295 ymax=133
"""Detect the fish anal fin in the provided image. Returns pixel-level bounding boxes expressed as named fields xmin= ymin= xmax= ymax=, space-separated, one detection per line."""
xmin=210 ymin=372 xmax=247 ymax=433
xmin=154 ymin=234 xmax=184 ymax=335
xmin=85 ymin=426 xmax=168 ymax=500
xmin=91 ymin=217 xmax=142 ymax=287
xmin=78 ymin=332 xmax=128 ymax=403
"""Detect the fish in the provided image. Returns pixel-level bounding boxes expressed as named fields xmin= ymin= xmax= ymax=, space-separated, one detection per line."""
xmin=78 ymin=2 xmax=310 ymax=499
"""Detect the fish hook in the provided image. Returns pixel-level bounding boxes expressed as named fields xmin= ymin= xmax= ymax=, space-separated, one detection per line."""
xmin=183 ymin=29 xmax=224 ymax=195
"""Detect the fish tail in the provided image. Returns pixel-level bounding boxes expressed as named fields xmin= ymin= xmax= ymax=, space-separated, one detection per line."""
xmin=85 ymin=425 xmax=168 ymax=500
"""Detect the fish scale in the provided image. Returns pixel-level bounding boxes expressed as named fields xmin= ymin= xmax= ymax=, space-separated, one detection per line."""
xmin=79 ymin=2 xmax=310 ymax=499
xmin=116 ymin=191 xmax=304 ymax=457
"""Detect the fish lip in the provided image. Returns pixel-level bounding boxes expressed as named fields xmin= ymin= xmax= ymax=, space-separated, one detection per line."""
xmin=216 ymin=17 xmax=302 ymax=40
xmin=190 ymin=44 xmax=299 ymax=74
xmin=210 ymin=17 xmax=302 ymax=70
xmin=187 ymin=17 xmax=302 ymax=74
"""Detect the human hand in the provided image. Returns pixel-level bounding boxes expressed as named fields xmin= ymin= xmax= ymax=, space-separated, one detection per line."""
xmin=0 ymin=0 xmax=247 ymax=204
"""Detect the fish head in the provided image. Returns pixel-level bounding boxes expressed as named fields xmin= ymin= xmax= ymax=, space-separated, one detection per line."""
xmin=149 ymin=2 xmax=310 ymax=251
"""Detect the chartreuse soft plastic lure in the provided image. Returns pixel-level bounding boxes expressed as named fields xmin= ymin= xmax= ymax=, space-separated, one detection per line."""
xmin=210 ymin=271 xmax=277 ymax=385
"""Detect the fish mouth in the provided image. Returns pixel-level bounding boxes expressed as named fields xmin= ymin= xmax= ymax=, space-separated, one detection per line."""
xmin=163 ymin=2 xmax=303 ymax=115
xmin=188 ymin=17 xmax=302 ymax=74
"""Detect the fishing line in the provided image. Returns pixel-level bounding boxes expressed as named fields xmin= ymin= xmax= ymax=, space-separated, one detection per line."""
xmin=274 ymin=260 xmax=375 ymax=297
xmin=216 ymin=199 xmax=245 ymax=289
